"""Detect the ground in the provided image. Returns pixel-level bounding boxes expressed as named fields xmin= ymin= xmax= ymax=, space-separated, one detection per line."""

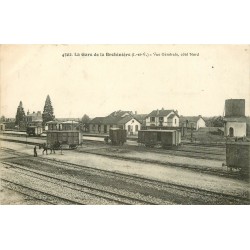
xmin=0 ymin=140 xmax=249 ymax=205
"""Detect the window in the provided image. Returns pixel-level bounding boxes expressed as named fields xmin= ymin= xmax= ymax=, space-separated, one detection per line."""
xmin=175 ymin=119 xmax=177 ymax=124
xmin=128 ymin=125 xmax=131 ymax=131
xmin=150 ymin=117 xmax=155 ymax=122
xmin=159 ymin=117 xmax=163 ymax=121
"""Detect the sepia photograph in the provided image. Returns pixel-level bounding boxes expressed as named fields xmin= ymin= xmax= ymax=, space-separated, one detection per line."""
xmin=0 ymin=44 xmax=249 ymax=205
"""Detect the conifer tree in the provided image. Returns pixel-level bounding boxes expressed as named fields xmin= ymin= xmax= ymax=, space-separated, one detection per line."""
xmin=42 ymin=95 xmax=55 ymax=125
xmin=15 ymin=101 xmax=26 ymax=126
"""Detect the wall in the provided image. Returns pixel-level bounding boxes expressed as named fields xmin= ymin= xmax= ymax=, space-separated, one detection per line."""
xmin=196 ymin=118 xmax=206 ymax=130
xmin=224 ymin=121 xmax=246 ymax=137
xmin=146 ymin=112 xmax=179 ymax=127
xmin=124 ymin=119 xmax=141 ymax=135
xmin=167 ymin=115 xmax=179 ymax=127
xmin=0 ymin=124 xmax=5 ymax=131
xmin=89 ymin=124 xmax=120 ymax=133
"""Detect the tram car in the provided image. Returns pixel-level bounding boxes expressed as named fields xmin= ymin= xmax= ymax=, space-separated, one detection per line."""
xmin=105 ymin=128 xmax=127 ymax=145
xmin=226 ymin=142 xmax=250 ymax=178
xmin=46 ymin=131 xmax=82 ymax=149
xmin=46 ymin=120 xmax=82 ymax=149
xmin=138 ymin=129 xmax=181 ymax=148
xmin=26 ymin=126 xmax=43 ymax=136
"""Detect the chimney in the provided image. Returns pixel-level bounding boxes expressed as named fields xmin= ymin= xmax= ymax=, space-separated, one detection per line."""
xmin=157 ymin=109 xmax=159 ymax=115
xmin=135 ymin=111 xmax=137 ymax=115
xmin=175 ymin=110 xmax=178 ymax=115
xmin=161 ymin=107 xmax=164 ymax=111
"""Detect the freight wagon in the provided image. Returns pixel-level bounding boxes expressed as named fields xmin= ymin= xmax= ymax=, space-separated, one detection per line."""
xmin=226 ymin=142 xmax=250 ymax=178
xmin=105 ymin=128 xmax=127 ymax=145
xmin=138 ymin=130 xmax=181 ymax=148
xmin=46 ymin=131 xmax=82 ymax=149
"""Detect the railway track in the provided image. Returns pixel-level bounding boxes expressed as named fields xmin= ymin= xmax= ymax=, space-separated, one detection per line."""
xmin=41 ymin=156 xmax=249 ymax=204
xmin=1 ymin=161 xmax=162 ymax=205
xmin=1 ymin=179 xmax=82 ymax=205
xmin=0 ymin=145 xmax=241 ymax=183
xmin=1 ymin=147 xmax=248 ymax=204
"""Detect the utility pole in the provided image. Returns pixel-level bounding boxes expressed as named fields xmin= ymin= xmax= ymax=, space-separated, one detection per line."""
xmin=191 ymin=124 xmax=193 ymax=142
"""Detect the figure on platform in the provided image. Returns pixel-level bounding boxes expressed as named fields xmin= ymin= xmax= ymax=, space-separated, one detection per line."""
xmin=34 ymin=146 xmax=38 ymax=157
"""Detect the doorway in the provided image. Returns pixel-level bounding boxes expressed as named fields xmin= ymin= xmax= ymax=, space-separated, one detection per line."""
xmin=229 ymin=127 xmax=234 ymax=137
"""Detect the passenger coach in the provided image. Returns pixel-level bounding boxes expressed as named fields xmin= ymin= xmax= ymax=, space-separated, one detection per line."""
xmin=45 ymin=120 xmax=82 ymax=149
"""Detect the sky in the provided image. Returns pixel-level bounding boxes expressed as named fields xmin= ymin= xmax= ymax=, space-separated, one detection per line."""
xmin=0 ymin=44 xmax=249 ymax=118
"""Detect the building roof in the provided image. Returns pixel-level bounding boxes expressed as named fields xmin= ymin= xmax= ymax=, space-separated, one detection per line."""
xmin=61 ymin=121 xmax=79 ymax=124
xmin=168 ymin=114 xmax=177 ymax=119
xmin=147 ymin=109 xmax=179 ymax=118
xmin=133 ymin=114 xmax=147 ymax=122
xmin=179 ymin=116 xmax=205 ymax=123
xmin=46 ymin=120 xmax=58 ymax=124
xmin=89 ymin=117 xmax=105 ymax=124
xmin=117 ymin=116 xmax=141 ymax=125
xmin=108 ymin=110 xmax=133 ymax=117
xmin=140 ymin=130 xmax=176 ymax=133
xmin=90 ymin=110 xmax=136 ymax=125
xmin=56 ymin=118 xmax=80 ymax=122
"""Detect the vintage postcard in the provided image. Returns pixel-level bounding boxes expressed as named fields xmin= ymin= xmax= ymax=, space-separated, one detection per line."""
xmin=0 ymin=44 xmax=249 ymax=205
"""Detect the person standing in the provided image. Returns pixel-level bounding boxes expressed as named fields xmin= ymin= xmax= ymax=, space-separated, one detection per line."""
xmin=34 ymin=146 xmax=37 ymax=157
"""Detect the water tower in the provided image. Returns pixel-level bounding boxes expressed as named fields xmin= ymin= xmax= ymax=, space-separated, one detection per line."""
xmin=224 ymin=99 xmax=246 ymax=137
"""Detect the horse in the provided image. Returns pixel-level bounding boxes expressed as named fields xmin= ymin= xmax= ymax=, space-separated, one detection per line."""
xmin=39 ymin=142 xmax=61 ymax=155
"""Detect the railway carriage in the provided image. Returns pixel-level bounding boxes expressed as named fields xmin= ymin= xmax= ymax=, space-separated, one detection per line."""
xmin=105 ymin=128 xmax=127 ymax=145
xmin=46 ymin=130 xmax=82 ymax=149
xmin=226 ymin=142 xmax=250 ymax=178
xmin=45 ymin=120 xmax=82 ymax=149
xmin=138 ymin=129 xmax=181 ymax=148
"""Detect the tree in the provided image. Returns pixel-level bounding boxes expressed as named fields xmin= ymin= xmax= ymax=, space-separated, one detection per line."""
xmin=42 ymin=95 xmax=55 ymax=125
xmin=212 ymin=116 xmax=224 ymax=127
xmin=81 ymin=114 xmax=91 ymax=132
xmin=81 ymin=114 xmax=91 ymax=124
xmin=0 ymin=115 xmax=6 ymax=122
xmin=15 ymin=101 xmax=26 ymax=126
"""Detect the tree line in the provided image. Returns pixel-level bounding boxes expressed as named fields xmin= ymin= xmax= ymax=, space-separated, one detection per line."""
xmin=12 ymin=95 xmax=90 ymax=129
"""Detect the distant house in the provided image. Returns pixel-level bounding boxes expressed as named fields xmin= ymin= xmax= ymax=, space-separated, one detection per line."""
xmin=26 ymin=111 xmax=43 ymax=127
xmin=145 ymin=109 xmax=179 ymax=127
xmin=0 ymin=123 xmax=5 ymax=131
xmin=89 ymin=110 xmax=142 ymax=135
xmin=133 ymin=113 xmax=147 ymax=126
xmin=1 ymin=118 xmax=15 ymax=131
xmin=179 ymin=115 xmax=206 ymax=130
